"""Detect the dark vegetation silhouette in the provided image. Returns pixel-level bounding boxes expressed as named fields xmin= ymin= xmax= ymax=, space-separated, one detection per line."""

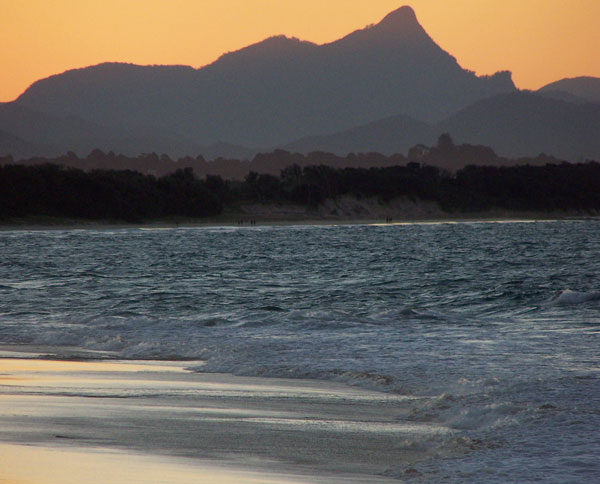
xmin=0 ymin=164 xmax=221 ymax=223
xmin=1 ymin=136 xmax=599 ymax=223
xmin=1 ymin=148 xmax=408 ymax=180
xmin=0 ymin=135 xmax=563 ymax=180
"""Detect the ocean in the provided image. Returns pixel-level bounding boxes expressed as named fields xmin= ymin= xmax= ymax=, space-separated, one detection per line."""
xmin=1 ymin=220 xmax=599 ymax=483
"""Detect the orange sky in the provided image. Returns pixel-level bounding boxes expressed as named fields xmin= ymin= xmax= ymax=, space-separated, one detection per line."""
xmin=1 ymin=0 xmax=599 ymax=102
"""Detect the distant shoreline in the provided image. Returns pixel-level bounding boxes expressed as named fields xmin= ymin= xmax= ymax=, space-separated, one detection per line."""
xmin=1 ymin=208 xmax=596 ymax=231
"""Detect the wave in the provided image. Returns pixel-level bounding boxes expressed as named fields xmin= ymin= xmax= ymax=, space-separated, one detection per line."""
xmin=552 ymin=289 xmax=600 ymax=305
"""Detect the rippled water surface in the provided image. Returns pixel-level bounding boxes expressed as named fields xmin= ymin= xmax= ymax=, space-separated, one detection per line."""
xmin=1 ymin=221 xmax=599 ymax=482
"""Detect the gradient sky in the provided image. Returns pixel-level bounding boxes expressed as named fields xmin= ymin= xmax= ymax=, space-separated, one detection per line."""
xmin=2 ymin=0 xmax=599 ymax=102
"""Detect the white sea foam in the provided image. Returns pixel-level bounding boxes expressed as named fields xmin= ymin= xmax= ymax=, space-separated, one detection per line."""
xmin=553 ymin=289 xmax=600 ymax=305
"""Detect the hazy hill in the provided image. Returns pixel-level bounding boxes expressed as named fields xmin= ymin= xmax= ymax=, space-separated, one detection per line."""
xmin=0 ymin=100 xmax=257 ymax=161
xmin=538 ymin=77 xmax=600 ymax=104
xmin=13 ymin=6 xmax=514 ymax=150
xmin=0 ymin=102 xmax=103 ymax=157
xmin=0 ymin=129 xmax=54 ymax=160
xmin=0 ymin=101 xmax=211 ymax=159
xmin=283 ymin=114 xmax=435 ymax=156
xmin=282 ymin=91 xmax=600 ymax=162
xmin=437 ymin=92 xmax=600 ymax=160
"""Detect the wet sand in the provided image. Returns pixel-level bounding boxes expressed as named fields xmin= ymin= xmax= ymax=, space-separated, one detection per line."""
xmin=0 ymin=351 xmax=446 ymax=483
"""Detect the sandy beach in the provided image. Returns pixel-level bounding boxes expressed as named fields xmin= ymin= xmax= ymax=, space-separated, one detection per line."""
xmin=0 ymin=348 xmax=448 ymax=483
xmin=1 ymin=195 xmax=595 ymax=231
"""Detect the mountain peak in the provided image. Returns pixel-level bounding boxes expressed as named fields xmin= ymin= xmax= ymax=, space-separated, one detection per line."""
xmin=376 ymin=6 xmax=423 ymax=34
xmin=335 ymin=5 xmax=428 ymax=45
xmin=381 ymin=6 xmax=418 ymax=25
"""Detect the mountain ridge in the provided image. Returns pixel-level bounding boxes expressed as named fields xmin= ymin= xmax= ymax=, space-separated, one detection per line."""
xmin=281 ymin=91 xmax=600 ymax=161
xmin=3 ymin=6 xmax=597 ymax=164
xmin=538 ymin=76 xmax=600 ymax=104
xmin=12 ymin=5 xmax=515 ymax=149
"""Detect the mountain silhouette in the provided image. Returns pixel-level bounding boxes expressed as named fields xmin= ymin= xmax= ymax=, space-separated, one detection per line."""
xmin=0 ymin=129 xmax=55 ymax=160
xmin=437 ymin=91 xmax=600 ymax=160
xmin=282 ymin=92 xmax=600 ymax=162
xmin=2 ymin=6 xmax=597 ymax=164
xmin=11 ymin=6 xmax=514 ymax=151
xmin=538 ymin=77 xmax=600 ymax=104
xmin=0 ymin=101 xmax=211 ymax=159
xmin=283 ymin=114 xmax=435 ymax=156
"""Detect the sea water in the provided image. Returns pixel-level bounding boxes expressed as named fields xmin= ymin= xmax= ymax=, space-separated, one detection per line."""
xmin=0 ymin=220 xmax=598 ymax=483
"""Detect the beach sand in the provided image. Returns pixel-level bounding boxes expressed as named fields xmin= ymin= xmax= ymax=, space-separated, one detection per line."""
xmin=1 ymin=195 xmax=594 ymax=231
xmin=0 ymin=349 xmax=450 ymax=483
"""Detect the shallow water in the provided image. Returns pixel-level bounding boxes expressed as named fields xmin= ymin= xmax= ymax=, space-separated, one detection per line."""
xmin=1 ymin=221 xmax=599 ymax=482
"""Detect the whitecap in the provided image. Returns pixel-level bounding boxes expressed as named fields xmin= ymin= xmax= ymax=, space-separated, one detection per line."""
xmin=553 ymin=289 xmax=600 ymax=306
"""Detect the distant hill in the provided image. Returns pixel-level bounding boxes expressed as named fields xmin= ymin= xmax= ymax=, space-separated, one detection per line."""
xmin=535 ymin=89 xmax=591 ymax=105
xmin=0 ymin=101 xmax=210 ymax=159
xmin=0 ymin=129 xmax=54 ymax=160
xmin=11 ymin=6 xmax=514 ymax=151
xmin=437 ymin=91 xmax=600 ymax=161
xmin=538 ymin=77 xmax=600 ymax=104
xmin=282 ymin=92 xmax=600 ymax=162
xmin=283 ymin=114 xmax=435 ymax=156
xmin=0 ymin=103 xmax=100 ymax=158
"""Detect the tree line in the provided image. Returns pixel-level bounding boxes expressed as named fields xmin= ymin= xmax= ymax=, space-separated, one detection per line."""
xmin=0 ymin=165 xmax=221 ymax=222
xmin=2 ymin=134 xmax=566 ymax=181
xmin=0 ymin=149 xmax=407 ymax=181
xmin=1 ymin=159 xmax=599 ymax=223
